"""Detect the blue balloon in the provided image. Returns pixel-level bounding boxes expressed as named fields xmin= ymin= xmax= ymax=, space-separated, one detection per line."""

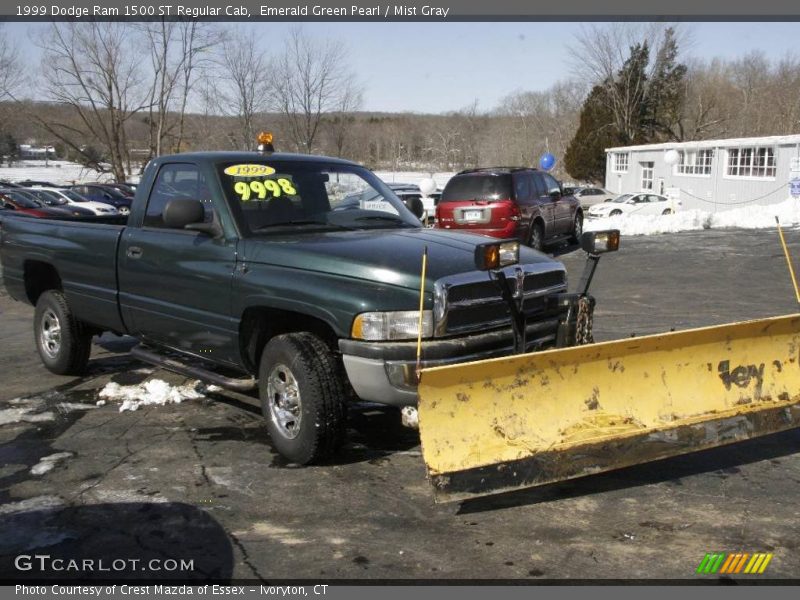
xmin=539 ymin=153 xmax=556 ymax=171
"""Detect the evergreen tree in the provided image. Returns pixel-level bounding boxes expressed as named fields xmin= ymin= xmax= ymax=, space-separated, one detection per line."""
xmin=644 ymin=28 xmax=688 ymax=141
xmin=565 ymin=29 xmax=687 ymax=182
xmin=564 ymin=85 xmax=622 ymax=182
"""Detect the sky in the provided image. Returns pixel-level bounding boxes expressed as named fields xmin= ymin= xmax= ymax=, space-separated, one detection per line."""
xmin=4 ymin=21 xmax=800 ymax=113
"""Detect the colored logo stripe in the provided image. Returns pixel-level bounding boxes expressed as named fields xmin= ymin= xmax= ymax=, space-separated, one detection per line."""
xmin=696 ymin=552 xmax=773 ymax=574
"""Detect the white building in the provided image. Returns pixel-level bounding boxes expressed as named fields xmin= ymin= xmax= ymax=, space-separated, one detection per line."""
xmin=18 ymin=144 xmax=56 ymax=159
xmin=605 ymin=134 xmax=800 ymax=211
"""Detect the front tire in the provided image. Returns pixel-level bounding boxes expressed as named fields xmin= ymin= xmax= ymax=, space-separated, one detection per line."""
xmin=528 ymin=221 xmax=544 ymax=251
xmin=34 ymin=290 xmax=92 ymax=375
xmin=662 ymin=208 xmax=673 ymax=215
xmin=258 ymin=333 xmax=347 ymax=464
xmin=610 ymin=209 xmax=622 ymax=216
xmin=570 ymin=212 xmax=583 ymax=244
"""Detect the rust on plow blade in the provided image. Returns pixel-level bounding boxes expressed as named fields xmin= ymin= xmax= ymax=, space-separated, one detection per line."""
xmin=417 ymin=313 xmax=800 ymax=502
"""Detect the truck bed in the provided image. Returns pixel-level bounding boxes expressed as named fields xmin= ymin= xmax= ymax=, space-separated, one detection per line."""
xmin=0 ymin=214 xmax=128 ymax=333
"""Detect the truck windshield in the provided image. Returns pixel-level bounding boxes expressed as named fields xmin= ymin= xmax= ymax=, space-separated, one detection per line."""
xmin=217 ymin=161 xmax=421 ymax=234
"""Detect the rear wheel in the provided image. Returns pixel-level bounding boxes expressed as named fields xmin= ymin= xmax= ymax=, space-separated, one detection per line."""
xmin=34 ymin=290 xmax=92 ymax=375
xmin=662 ymin=208 xmax=673 ymax=215
xmin=528 ymin=221 xmax=544 ymax=251
xmin=258 ymin=333 xmax=347 ymax=464
xmin=570 ymin=212 xmax=583 ymax=244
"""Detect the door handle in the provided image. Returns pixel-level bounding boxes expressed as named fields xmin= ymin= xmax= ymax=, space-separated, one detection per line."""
xmin=126 ymin=246 xmax=143 ymax=259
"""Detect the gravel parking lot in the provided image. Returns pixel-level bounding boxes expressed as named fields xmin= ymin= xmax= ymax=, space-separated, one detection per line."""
xmin=2 ymin=228 xmax=800 ymax=581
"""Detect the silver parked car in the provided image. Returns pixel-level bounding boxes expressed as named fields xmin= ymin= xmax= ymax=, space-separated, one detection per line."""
xmin=573 ymin=186 xmax=615 ymax=208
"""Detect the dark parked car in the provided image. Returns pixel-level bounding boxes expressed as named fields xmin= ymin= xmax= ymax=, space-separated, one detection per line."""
xmin=0 ymin=191 xmax=65 ymax=218
xmin=435 ymin=167 xmax=583 ymax=250
xmin=104 ymin=182 xmax=136 ymax=197
xmin=70 ymin=184 xmax=133 ymax=215
xmin=14 ymin=179 xmax=62 ymax=188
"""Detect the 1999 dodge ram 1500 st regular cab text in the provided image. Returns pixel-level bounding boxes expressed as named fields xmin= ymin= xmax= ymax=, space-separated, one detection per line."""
xmin=0 ymin=151 xmax=613 ymax=464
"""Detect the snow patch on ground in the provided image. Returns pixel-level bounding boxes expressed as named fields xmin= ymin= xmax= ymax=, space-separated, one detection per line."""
xmin=30 ymin=452 xmax=74 ymax=476
xmin=98 ymin=379 xmax=220 ymax=412
xmin=0 ymin=406 xmax=55 ymax=426
xmin=586 ymin=197 xmax=800 ymax=237
xmin=0 ymin=495 xmax=65 ymax=515
xmin=0 ymin=160 xmax=106 ymax=185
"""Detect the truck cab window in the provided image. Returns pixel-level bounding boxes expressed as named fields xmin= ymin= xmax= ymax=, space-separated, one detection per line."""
xmin=145 ymin=164 xmax=212 ymax=228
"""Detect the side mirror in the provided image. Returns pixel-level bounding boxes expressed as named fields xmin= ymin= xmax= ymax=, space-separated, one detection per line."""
xmin=548 ymin=188 xmax=562 ymax=200
xmin=163 ymin=198 xmax=204 ymax=228
xmin=163 ymin=198 xmax=222 ymax=238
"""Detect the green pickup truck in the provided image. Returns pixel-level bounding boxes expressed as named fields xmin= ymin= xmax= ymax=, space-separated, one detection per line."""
xmin=0 ymin=151 xmax=611 ymax=464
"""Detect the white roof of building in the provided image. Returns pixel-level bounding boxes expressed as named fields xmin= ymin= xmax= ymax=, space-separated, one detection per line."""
xmin=606 ymin=134 xmax=800 ymax=153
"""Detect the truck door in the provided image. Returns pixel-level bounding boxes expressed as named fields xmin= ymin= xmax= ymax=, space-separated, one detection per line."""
xmin=117 ymin=162 xmax=241 ymax=366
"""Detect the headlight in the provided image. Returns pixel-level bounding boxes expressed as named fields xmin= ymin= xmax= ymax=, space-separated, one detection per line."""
xmin=351 ymin=310 xmax=433 ymax=341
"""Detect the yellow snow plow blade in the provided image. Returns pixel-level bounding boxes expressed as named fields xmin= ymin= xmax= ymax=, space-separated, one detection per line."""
xmin=418 ymin=314 xmax=800 ymax=502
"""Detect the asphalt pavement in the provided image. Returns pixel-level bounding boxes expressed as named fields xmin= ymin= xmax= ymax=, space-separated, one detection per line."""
xmin=1 ymin=227 xmax=799 ymax=581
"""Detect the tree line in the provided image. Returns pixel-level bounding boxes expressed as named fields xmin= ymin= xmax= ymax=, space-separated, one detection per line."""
xmin=2 ymin=23 xmax=800 ymax=183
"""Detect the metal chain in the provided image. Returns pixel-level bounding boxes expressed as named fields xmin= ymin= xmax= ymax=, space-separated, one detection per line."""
xmin=575 ymin=296 xmax=594 ymax=345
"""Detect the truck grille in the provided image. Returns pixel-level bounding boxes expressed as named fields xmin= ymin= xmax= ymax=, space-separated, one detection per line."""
xmin=433 ymin=265 xmax=567 ymax=336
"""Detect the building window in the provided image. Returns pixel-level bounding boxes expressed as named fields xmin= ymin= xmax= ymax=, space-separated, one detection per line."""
xmin=640 ymin=161 xmax=654 ymax=190
xmin=726 ymin=147 xmax=776 ymax=178
xmin=612 ymin=152 xmax=629 ymax=173
xmin=676 ymin=149 xmax=713 ymax=176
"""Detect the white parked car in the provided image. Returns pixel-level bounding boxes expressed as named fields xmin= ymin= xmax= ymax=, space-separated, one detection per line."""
xmin=35 ymin=187 xmax=120 ymax=216
xmin=587 ymin=193 xmax=680 ymax=218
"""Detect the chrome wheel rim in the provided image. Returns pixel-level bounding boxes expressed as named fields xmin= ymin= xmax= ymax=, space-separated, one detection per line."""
xmin=40 ymin=309 xmax=62 ymax=359
xmin=266 ymin=363 xmax=302 ymax=440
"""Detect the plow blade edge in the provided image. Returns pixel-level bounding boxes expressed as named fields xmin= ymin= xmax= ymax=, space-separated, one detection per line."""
xmin=417 ymin=314 xmax=800 ymax=502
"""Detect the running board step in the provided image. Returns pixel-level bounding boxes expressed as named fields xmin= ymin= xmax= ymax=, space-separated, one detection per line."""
xmin=131 ymin=346 xmax=257 ymax=392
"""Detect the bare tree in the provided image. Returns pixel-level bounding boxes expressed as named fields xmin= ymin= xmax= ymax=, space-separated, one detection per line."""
xmin=274 ymin=27 xmax=358 ymax=154
xmin=326 ymin=79 xmax=364 ymax=157
xmin=139 ymin=21 xmax=220 ymax=158
xmin=0 ymin=24 xmax=24 ymax=100
xmin=213 ymin=28 xmax=272 ymax=151
xmin=34 ymin=23 xmax=150 ymax=180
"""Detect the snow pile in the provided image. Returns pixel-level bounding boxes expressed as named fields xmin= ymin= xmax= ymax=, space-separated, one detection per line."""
xmin=585 ymin=197 xmax=800 ymax=237
xmin=30 ymin=452 xmax=74 ymax=476
xmin=98 ymin=379 xmax=218 ymax=412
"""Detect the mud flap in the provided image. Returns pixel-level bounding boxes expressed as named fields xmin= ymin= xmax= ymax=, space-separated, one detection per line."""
xmin=417 ymin=314 xmax=800 ymax=502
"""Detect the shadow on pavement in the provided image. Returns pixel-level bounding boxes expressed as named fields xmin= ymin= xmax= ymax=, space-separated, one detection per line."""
xmin=457 ymin=428 xmax=800 ymax=514
xmin=0 ymin=501 xmax=234 ymax=582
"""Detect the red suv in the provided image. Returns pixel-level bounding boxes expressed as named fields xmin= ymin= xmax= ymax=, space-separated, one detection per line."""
xmin=435 ymin=167 xmax=583 ymax=250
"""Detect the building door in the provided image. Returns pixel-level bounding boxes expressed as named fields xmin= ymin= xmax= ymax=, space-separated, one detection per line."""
xmin=640 ymin=162 xmax=654 ymax=191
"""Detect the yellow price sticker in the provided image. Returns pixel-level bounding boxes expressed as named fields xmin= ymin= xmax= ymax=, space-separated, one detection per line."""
xmin=234 ymin=178 xmax=297 ymax=201
xmin=224 ymin=164 xmax=276 ymax=177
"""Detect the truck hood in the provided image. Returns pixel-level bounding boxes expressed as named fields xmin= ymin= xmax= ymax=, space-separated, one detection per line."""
xmin=241 ymin=228 xmax=562 ymax=290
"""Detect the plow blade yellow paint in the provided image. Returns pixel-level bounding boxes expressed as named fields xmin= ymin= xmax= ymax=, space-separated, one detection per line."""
xmin=417 ymin=314 xmax=800 ymax=502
